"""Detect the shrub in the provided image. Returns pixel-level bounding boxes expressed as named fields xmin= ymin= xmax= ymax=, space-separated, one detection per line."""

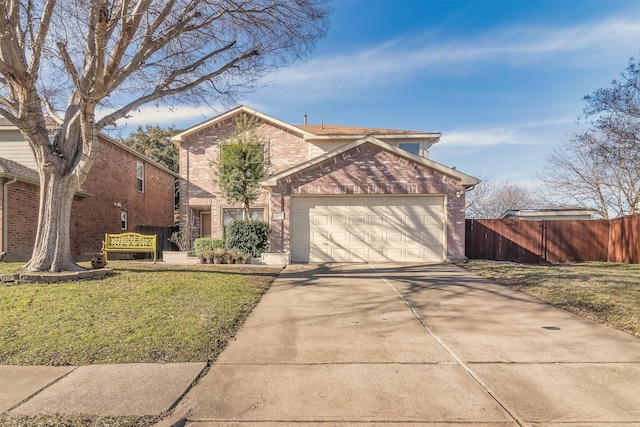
xmin=226 ymin=220 xmax=270 ymax=257
xmin=202 ymin=249 xmax=216 ymax=263
xmin=236 ymin=251 xmax=251 ymax=264
xmin=169 ymin=228 xmax=190 ymax=251
xmin=213 ymin=248 xmax=227 ymax=263
xmin=193 ymin=237 xmax=226 ymax=257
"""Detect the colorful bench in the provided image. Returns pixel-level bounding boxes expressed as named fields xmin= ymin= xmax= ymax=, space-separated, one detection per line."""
xmin=102 ymin=232 xmax=157 ymax=263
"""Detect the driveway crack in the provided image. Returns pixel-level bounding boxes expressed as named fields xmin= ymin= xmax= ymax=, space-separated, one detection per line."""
xmin=367 ymin=263 xmax=526 ymax=427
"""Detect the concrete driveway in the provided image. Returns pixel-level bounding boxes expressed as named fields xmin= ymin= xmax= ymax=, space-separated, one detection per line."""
xmin=179 ymin=263 xmax=640 ymax=426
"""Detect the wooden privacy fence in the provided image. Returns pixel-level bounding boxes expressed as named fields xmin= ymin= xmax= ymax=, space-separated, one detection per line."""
xmin=466 ymin=214 xmax=640 ymax=264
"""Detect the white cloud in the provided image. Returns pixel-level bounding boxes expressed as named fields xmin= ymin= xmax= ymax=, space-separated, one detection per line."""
xmin=110 ymin=105 xmax=222 ymax=128
xmin=520 ymin=117 xmax=576 ymax=129
xmin=440 ymin=127 xmax=536 ymax=147
xmin=269 ymin=17 xmax=640 ymax=97
xmin=439 ymin=112 xmax=578 ymax=147
xmin=100 ymin=100 xmax=279 ymax=135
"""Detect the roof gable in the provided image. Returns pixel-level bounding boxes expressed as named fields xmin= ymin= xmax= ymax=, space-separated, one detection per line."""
xmin=170 ymin=105 xmax=314 ymax=143
xmin=170 ymin=105 xmax=441 ymax=144
xmin=263 ymin=135 xmax=479 ymax=188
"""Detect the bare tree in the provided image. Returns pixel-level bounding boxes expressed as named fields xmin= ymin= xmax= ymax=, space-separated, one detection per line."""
xmin=584 ymin=56 xmax=640 ymax=122
xmin=539 ymin=56 xmax=640 ymax=218
xmin=464 ymin=173 xmax=494 ymax=218
xmin=540 ymin=127 xmax=640 ymax=218
xmin=466 ymin=177 xmax=540 ymax=219
xmin=0 ymin=0 xmax=329 ymax=271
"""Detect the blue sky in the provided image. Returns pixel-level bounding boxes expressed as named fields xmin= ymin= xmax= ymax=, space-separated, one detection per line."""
xmin=115 ymin=0 xmax=640 ymax=188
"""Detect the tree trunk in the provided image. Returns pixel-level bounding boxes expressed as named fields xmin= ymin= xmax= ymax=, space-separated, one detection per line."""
xmin=23 ymin=165 xmax=83 ymax=272
xmin=20 ymin=103 xmax=98 ymax=272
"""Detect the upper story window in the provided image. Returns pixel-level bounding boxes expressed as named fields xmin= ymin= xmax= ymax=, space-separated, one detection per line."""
xmin=398 ymin=143 xmax=421 ymax=156
xmin=136 ymin=162 xmax=144 ymax=192
xmin=120 ymin=211 xmax=128 ymax=230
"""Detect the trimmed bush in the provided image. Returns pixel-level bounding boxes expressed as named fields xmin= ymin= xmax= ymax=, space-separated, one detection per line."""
xmin=226 ymin=220 xmax=270 ymax=257
xmin=193 ymin=237 xmax=226 ymax=257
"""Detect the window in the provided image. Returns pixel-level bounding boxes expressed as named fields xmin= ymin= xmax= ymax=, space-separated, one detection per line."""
xmin=120 ymin=211 xmax=128 ymax=230
xmin=398 ymin=143 xmax=420 ymax=156
xmin=136 ymin=162 xmax=144 ymax=192
xmin=223 ymin=208 xmax=264 ymax=234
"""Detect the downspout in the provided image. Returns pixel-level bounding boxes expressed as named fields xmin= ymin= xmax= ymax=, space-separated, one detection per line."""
xmin=261 ymin=185 xmax=273 ymax=251
xmin=185 ymin=146 xmax=191 ymax=248
xmin=2 ymin=176 xmax=18 ymax=253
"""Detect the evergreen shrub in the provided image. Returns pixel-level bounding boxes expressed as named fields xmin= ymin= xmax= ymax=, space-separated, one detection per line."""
xmin=193 ymin=237 xmax=226 ymax=257
xmin=226 ymin=220 xmax=270 ymax=257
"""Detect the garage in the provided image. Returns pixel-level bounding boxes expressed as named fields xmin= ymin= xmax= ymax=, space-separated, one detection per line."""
xmin=290 ymin=195 xmax=446 ymax=263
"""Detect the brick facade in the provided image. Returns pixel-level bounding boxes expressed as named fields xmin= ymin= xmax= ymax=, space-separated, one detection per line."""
xmin=268 ymin=143 xmax=468 ymax=259
xmin=173 ymin=106 xmax=476 ymax=261
xmin=178 ymin=118 xmax=309 ymax=240
xmin=4 ymin=180 xmax=39 ymax=260
xmin=1 ymin=137 xmax=176 ymax=261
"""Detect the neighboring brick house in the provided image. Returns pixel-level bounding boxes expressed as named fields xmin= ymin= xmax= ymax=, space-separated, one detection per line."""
xmin=0 ymin=119 xmax=178 ymax=261
xmin=171 ymin=105 xmax=479 ymax=263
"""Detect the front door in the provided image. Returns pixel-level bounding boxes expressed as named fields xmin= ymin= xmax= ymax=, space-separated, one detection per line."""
xmin=201 ymin=212 xmax=212 ymax=237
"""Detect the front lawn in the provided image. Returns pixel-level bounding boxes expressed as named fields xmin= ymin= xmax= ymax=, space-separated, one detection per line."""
xmin=0 ymin=261 xmax=281 ymax=366
xmin=460 ymin=261 xmax=640 ymax=338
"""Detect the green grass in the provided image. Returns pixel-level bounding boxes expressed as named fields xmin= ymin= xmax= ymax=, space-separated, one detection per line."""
xmin=0 ymin=262 xmax=24 ymax=275
xmin=0 ymin=261 xmax=281 ymax=366
xmin=460 ymin=261 xmax=640 ymax=338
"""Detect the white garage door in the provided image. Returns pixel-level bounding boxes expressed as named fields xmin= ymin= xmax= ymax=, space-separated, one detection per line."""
xmin=290 ymin=196 xmax=446 ymax=263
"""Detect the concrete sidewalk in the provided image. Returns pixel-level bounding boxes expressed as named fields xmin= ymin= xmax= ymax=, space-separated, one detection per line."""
xmin=3 ymin=263 xmax=640 ymax=426
xmin=1 ymin=363 xmax=206 ymax=417
xmin=170 ymin=263 xmax=640 ymax=426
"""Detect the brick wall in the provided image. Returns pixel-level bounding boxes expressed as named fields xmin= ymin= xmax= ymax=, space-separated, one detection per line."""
xmin=271 ymin=143 xmax=468 ymax=259
xmin=176 ymin=115 xmax=468 ymax=260
xmin=6 ymin=180 xmax=39 ymax=260
xmin=262 ymin=124 xmax=309 ymax=175
xmin=70 ymin=139 xmax=176 ymax=258
xmin=2 ymin=138 xmax=176 ymax=261
xmin=178 ymin=118 xmax=310 ymax=240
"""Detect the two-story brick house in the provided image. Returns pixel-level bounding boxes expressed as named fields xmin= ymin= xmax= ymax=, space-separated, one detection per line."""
xmin=0 ymin=119 xmax=179 ymax=261
xmin=171 ymin=106 xmax=479 ymax=263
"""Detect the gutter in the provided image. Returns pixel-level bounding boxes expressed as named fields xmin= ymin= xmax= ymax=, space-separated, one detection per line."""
xmin=2 ymin=176 xmax=18 ymax=253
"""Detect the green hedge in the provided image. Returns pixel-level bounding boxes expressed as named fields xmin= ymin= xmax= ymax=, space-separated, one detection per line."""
xmin=226 ymin=220 xmax=270 ymax=257
xmin=193 ymin=237 xmax=226 ymax=256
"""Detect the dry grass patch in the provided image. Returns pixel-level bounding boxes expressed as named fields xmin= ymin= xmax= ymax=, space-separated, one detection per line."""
xmin=0 ymin=414 xmax=158 ymax=427
xmin=460 ymin=261 xmax=640 ymax=338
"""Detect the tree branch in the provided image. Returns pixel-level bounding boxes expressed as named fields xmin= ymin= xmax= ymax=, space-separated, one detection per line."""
xmin=96 ymin=45 xmax=257 ymax=128
xmin=56 ymin=41 xmax=82 ymax=90
xmin=27 ymin=0 xmax=57 ymax=77
xmin=103 ymin=0 xmax=156 ymax=86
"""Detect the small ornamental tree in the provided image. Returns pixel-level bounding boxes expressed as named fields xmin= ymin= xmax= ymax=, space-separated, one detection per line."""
xmin=212 ymin=114 xmax=265 ymax=216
